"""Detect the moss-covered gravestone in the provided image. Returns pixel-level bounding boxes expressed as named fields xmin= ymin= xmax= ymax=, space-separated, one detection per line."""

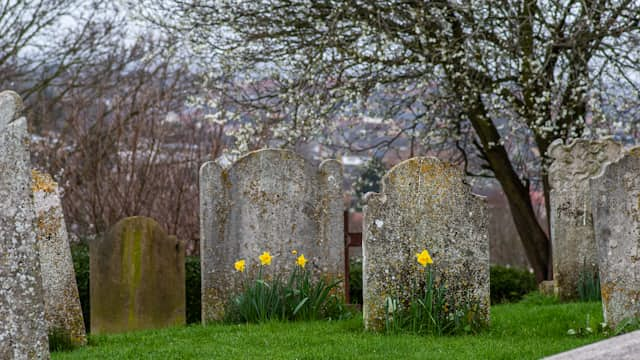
xmin=90 ymin=217 xmax=185 ymax=334
xmin=591 ymin=148 xmax=640 ymax=329
xmin=199 ymin=149 xmax=344 ymax=322
xmin=548 ymin=139 xmax=623 ymax=300
xmin=363 ymin=157 xmax=489 ymax=331
xmin=32 ymin=170 xmax=86 ymax=346
xmin=0 ymin=91 xmax=50 ymax=359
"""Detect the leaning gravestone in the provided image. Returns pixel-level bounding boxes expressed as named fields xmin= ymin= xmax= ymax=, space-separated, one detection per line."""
xmin=0 ymin=91 xmax=50 ymax=359
xmin=548 ymin=138 xmax=623 ymax=300
xmin=200 ymin=149 xmax=344 ymax=322
xmin=591 ymin=148 xmax=640 ymax=329
xmin=90 ymin=216 xmax=185 ymax=334
xmin=32 ymin=170 xmax=86 ymax=346
xmin=362 ymin=157 xmax=489 ymax=331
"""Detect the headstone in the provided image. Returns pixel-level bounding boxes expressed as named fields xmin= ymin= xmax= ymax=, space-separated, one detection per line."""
xmin=548 ymin=138 xmax=623 ymax=300
xmin=90 ymin=216 xmax=185 ymax=334
xmin=32 ymin=170 xmax=86 ymax=345
xmin=591 ymin=148 xmax=640 ymax=328
xmin=362 ymin=157 xmax=489 ymax=331
xmin=200 ymin=149 xmax=344 ymax=322
xmin=0 ymin=91 xmax=50 ymax=359
xmin=544 ymin=329 xmax=640 ymax=360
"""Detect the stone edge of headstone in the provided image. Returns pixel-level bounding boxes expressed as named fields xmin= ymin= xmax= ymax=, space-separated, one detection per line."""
xmin=547 ymin=137 xmax=619 ymax=161
xmin=543 ymin=330 xmax=640 ymax=360
xmin=590 ymin=145 xmax=640 ymax=183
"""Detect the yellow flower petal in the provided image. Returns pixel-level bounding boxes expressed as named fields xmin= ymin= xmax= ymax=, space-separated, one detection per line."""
xmin=234 ymin=259 xmax=245 ymax=272
xmin=296 ymin=254 xmax=307 ymax=268
xmin=259 ymin=251 xmax=272 ymax=266
xmin=416 ymin=249 xmax=433 ymax=267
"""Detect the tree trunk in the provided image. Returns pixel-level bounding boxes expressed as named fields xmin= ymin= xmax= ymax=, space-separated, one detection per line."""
xmin=467 ymin=96 xmax=552 ymax=282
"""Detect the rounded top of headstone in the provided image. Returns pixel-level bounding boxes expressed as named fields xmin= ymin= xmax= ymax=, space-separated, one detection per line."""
xmin=106 ymin=216 xmax=176 ymax=245
xmin=0 ymin=90 xmax=24 ymax=129
xmin=547 ymin=137 xmax=621 ymax=160
xmin=233 ymin=148 xmax=305 ymax=167
xmin=381 ymin=156 xmax=461 ymax=187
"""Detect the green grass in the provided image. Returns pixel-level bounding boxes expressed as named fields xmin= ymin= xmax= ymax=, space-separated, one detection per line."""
xmin=53 ymin=299 xmax=607 ymax=359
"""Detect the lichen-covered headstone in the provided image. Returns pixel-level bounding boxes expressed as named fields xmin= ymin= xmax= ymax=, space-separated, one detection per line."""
xmin=32 ymin=170 xmax=86 ymax=345
xmin=548 ymin=139 xmax=623 ymax=300
xmin=200 ymin=149 xmax=344 ymax=322
xmin=591 ymin=148 xmax=640 ymax=328
xmin=0 ymin=91 xmax=50 ymax=359
xmin=90 ymin=216 xmax=185 ymax=334
xmin=362 ymin=157 xmax=489 ymax=331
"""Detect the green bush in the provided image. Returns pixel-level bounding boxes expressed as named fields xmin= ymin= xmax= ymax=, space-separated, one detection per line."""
xmin=348 ymin=258 xmax=363 ymax=304
xmin=185 ymin=256 xmax=202 ymax=324
xmin=490 ymin=265 xmax=537 ymax=304
xmin=70 ymin=242 xmax=90 ymax=332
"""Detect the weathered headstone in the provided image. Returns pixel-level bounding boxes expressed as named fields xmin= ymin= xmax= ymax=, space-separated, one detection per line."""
xmin=200 ymin=149 xmax=344 ymax=322
xmin=362 ymin=157 xmax=489 ymax=331
xmin=591 ymin=148 xmax=640 ymax=328
xmin=544 ymin=329 xmax=640 ymax=360
xmin=90 ymin=216 xmax=185 ymax=334
xmin=0 ymin=91 xmax=50 ymax=359
xmin=32 ymin=170 xmax=86 ymax=345
xmin=548 ymin=138 xmax=623 ymax=300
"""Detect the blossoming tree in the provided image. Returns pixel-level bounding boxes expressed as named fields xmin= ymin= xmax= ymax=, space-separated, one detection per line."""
xmin=138 ymin=0 xmax=640 ymax=282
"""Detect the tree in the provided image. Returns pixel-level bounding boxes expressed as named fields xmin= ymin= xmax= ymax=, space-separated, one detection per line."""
xmin=140 ymin=0 xmax=640 ymax=281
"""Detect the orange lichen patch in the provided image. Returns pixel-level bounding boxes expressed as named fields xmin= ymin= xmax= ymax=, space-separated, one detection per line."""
xmin=31 ymin=169 xmax=57 ymax=194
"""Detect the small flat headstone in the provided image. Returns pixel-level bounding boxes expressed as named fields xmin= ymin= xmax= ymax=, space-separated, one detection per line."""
xmin=90 ymin=216 xmax=185 ymax=334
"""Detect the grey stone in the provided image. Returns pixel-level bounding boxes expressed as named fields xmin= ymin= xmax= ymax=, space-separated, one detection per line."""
xmin=591 ymin=148 xmax=640 ymax=329
xmin=90 ymin=216 xmax=185 ymax=334
xmin=362 ymin=157 xmax=489 ymax=331
xmin=544 ymin=330 xmax=640 ymax=360
xmin=200 ymin=149 xmax=344 ymax=323
xmin=548 ymin=138 xmax=623 ymax=300
xmin=32 ymin=170 xmax=86 ymax=346
xmin=0 ymin=91 xmax=50 ymax=359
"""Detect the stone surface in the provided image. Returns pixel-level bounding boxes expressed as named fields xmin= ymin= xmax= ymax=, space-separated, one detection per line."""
xmin=90 ymin=216 xmax=185 ymax=334
xmin=591 ymin=148 xmax=640 ymax=329
xmin=32 ymin=170 xmax=86 ymax=345
xmin=0 ymin=91 xmax=50 ymax=359
xmin=362 ymin=157 xmax=489 ymax=331
xmin=200 ymin=149 xmax=344 ymax=322
xmin=548 ymin=138 xmax=623 ymax=300
xmin=544 ymin=330 xmax=640 ymax=360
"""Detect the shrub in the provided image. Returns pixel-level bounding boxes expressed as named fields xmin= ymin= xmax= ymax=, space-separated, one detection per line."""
xmin=490 ymin=265 xmax=537 ymax=304
xmin=70 ymin=242 xmax=90 ymax=332
xmin=383 ymin=249 xmax=485 ymax=335
xmin=185 ymin=256 xmax=202 ymax=324
xmin=224 ymin=251 xmax=349 ymax=323
xmin=348 ymin=258 xmax=363 ymax=304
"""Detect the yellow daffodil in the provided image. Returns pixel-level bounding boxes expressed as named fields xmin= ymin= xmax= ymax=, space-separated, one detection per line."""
xmin=296 ymin=254 xmax=307 ymax=268
xmin=259 ymin=251 xmax=272 ymax=266
xmin=416 ymin=249 xmax=433 ymax=267
xmin=291 ymin=250 xmax=298 ymax=255
xmin=234 ymin=259 xmax=245 ymax=272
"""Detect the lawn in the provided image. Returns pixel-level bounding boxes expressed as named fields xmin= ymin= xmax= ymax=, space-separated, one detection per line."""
xmin=53 ymin=297 xmax=608 ymax=359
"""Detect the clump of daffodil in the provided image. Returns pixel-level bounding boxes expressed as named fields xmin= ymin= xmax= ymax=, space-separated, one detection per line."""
xmin=234 ymin=259 xmax=246 ymax=272
xmin=296 ymin=254 xmax=307 ymax=268
xmin=259 ymin=251 xmax=272 ymax=266
xmin=416 ymin=249 xmax=433 ymax=267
